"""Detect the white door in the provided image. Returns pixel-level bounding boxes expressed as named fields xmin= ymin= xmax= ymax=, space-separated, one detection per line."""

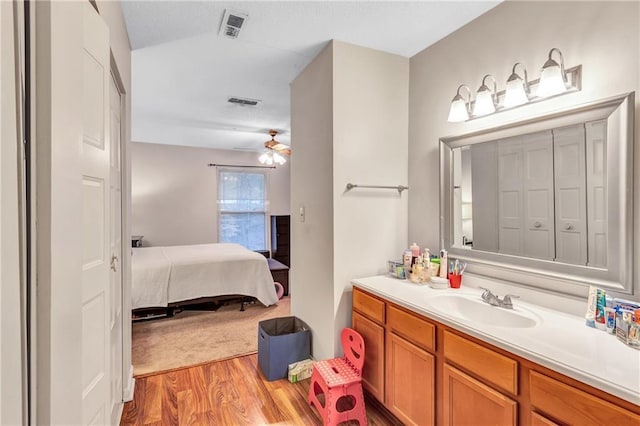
xmin=585 ymin=120 xmax=607 ymax=268
xmin=109 ymin=74 xmax=124 ymax=424
xmin=498 ymin=137 xmax=524 ymax=256
xmin=553 ymin=124 xmax=587 ymax=265
xmin=81 ymin=4 xmax=111 ymax=424
xmin=522 ymin=131 xmax=554 ymax=260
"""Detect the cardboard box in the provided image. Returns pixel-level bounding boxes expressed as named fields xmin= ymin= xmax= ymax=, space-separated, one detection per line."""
xmin=288 ymin=358 xmax=314 ymax=383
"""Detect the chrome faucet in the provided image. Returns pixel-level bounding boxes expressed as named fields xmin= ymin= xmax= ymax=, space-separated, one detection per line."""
xmin=479 ymin=287 xmax=519 ymax=309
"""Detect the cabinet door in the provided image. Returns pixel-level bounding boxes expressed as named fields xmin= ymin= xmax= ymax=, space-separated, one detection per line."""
xmin=530 ymin=371 xmax=640 ymax=424
xmin=352 ymin=311 xmax=384 ymax=402
xmin=386 ymin=332 xmax=435 ymax=426
xmin=443 ymin=364 xmax=516 ymax=426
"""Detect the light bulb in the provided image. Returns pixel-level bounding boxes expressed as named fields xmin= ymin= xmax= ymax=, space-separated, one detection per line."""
xmin=447 ymin=85 xmax=471 ymax=123
xmin=448 ymin=97 xmax=469 ymax=122
xmin=473 ymin=88 xmax=496 ymax=116
xmin=472 ymin=75 xmax=497 ymax=117
xmin=503 ymin=64 xmax=529 ymax=108
xmin=537 ymin=63 xmax=566 ymax=97
xmin=537 ymin=48 xmax=567 ymax=98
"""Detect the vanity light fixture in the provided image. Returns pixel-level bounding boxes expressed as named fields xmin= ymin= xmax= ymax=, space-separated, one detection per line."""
xmin=447 ymin=85 xmax=472 ymax=122
xmin=503 ymin=63 xmax=530 ymax=108
xmin=537 ymin=47 xmax=567 ymax=98
xmin=446 ymin=48 xmax=581 ymax=122
xmin=473 ymin=74 xmax=498 ymax=116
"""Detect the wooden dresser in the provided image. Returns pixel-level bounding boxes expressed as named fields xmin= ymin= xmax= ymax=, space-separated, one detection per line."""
xmin=270 ymin=215 xmax=290 ymax=267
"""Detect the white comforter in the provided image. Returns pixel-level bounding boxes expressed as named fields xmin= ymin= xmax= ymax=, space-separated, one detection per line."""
xmin=132 ymin=243 xmax=278 ymax=309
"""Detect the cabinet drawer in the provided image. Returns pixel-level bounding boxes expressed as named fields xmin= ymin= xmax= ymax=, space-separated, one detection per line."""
xmin=443 ymin=331 xmax=517 ymax=395
xmin=353 ymin=288 xmax=385 ymax=324
xmin=530 ymin=371 xmax=640 ymax=424
xmin=387 ymin=305 xmax=435 ymax=352
xmin=530 ymin=412 xmax=559 ymax=426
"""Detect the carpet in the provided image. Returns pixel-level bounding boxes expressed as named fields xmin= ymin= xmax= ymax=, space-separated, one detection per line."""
xmin=132 ymin=297 xmax=291 ymax=377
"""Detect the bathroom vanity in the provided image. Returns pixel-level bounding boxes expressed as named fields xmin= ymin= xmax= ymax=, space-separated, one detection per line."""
xmin=351 ymin=276 xmax=640 ymax=426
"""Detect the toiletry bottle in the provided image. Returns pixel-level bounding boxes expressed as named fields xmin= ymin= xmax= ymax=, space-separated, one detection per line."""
xmin=403 ymin=250 xmax=412 ymax=271
xmin=595 ymin=288 xmax=606 ymax=330
xmin=410 ymin=243 xmax=420 ymax=257
xmin=439 ymin=249 xmax=448 ymax=278
xmin=605 ymin=307 xmax=616 ymax=334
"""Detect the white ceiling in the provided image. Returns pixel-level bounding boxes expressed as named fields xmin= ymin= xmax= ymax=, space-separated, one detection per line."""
xmin=123 ymin=1 xmax=500 ymax=151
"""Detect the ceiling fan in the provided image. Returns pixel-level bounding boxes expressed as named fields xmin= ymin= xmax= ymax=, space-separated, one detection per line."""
xmin=259 ymin=129 xmax=291 ymax=165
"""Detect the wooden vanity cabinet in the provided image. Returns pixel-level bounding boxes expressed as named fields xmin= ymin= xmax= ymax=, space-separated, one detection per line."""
xmin=351 ymin=287 xmax=640 ymax=425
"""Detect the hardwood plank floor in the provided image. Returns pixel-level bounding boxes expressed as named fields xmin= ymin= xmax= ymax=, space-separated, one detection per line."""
xmin=121 ymin=353 xmax=400 ymax=425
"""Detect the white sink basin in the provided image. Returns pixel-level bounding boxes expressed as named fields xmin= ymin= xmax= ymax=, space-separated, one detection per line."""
xmin=425 ymin=294 xmax=542 ymax=328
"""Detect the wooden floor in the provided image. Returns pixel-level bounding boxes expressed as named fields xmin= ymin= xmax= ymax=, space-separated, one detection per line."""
xmin=120 ymin=353 xmax=399 ymax=425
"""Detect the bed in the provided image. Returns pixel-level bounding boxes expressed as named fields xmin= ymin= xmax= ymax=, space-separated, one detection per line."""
xmin=131 ymin=243 xmax=278 ymax=311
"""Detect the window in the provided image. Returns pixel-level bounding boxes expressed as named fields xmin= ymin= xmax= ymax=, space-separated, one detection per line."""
xmin=217 ymin=169 xmax=268 ymax=250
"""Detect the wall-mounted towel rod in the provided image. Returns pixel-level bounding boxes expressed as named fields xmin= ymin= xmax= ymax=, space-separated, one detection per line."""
xmin=208 ymin=163 xmax=275 ymax=169
xmin=345 ymin=183 xmax=409 ymax=194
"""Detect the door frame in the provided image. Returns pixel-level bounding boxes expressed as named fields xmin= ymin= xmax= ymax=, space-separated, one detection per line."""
xmin=109 ymin=53 xmax=134 ymax=405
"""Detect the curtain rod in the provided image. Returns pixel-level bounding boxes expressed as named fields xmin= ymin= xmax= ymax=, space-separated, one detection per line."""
xmin=207 ymin=163 xmax=276 ymax=169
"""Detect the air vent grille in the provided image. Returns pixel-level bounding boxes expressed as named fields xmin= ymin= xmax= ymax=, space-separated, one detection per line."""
xmin=227 ymin=97 xmax=261 ymax=107
xmin=220 ymin=10 xmax=248 ymax=39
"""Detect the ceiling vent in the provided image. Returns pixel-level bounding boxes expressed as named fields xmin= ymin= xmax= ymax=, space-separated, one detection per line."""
xmin=219 ymin=9 xmax=248 ymax=39
xmin=227 ymin=96 xmax=261 ymax=107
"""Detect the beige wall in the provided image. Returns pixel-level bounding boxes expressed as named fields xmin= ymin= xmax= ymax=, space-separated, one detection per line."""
xmin=408 ymin=1 xmax=640 ymax=297
xmin=131 ymin=141 xmax=290 ymax=247
xmin=332 ymin=41 xmax=409 ymax=353
xmin=1 ymin=3 xmax=25 ymax=424
xmin=290 ymin=44 xmax=335 ymax=359
xmin=291 ymin=41 xmax=409 ymax=359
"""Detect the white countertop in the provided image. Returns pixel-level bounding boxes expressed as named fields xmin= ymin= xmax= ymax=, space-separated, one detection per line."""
xmin=352 ymin=275 xmax=640 ymax=406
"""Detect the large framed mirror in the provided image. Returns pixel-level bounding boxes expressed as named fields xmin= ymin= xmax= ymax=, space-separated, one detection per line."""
xmin=440 ymin=93 xmax=634 ymax=296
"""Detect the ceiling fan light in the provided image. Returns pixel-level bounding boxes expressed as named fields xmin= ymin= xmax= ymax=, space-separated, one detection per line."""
xmin=273 ymin=152 xmax=286 ymax=165
xmin=258 ymin=151 xmax=271 ymax=165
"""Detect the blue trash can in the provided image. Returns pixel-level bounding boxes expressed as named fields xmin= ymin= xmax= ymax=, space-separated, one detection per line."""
xmin=258 ymin=316 xmax=311 ymax=381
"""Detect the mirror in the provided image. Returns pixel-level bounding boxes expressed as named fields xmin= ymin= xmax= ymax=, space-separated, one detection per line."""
xmin=440 ymin=93 xmax=634 ymax=296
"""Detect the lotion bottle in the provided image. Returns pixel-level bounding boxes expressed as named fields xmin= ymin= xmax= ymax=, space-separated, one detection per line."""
xmin=439 ymin=249 xmax=448 ymax=278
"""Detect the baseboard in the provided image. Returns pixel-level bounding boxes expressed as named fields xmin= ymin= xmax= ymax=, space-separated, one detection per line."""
xmin=364 ymin=391 xmax=403 ymax=425
xmin=123 ymin=365 xmax=135 ymax=402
